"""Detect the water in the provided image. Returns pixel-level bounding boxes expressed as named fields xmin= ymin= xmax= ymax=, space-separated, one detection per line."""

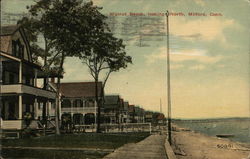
xmin=174 ymin=118 xmax=250 ymax=144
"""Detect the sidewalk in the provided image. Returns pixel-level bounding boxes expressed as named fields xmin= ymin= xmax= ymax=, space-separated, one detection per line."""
xmin=103 ymin=134 xmax=168 ymax=159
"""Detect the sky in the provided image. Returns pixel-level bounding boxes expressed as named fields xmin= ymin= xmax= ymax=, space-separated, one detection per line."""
xmin=1 ymin=0 xmax=250 ymax=119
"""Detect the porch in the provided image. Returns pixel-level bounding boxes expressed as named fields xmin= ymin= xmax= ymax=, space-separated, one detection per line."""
xmin=0 ymin=94 xmax=56 ymax=130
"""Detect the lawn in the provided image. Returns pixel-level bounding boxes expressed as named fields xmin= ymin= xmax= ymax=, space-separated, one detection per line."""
xmin=1 ymin=132 xmax=150 ymax=159
xmin=1 ymin=149 xmax=106 ymax=159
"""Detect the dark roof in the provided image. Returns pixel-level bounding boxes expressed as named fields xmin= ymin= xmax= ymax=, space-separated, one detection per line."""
xmin=128 ymin=105 xmax=135 ymax=112
xmin=59 ymin=82 xmax=102 ymax=98
xmin=122 ymin=101 xmax=129 ymax=111
xmin=124 ymin=102 xmax=129 ymax=106
xmin=104 ymin=95 xmax=120 ymax=105
xmin=1 ymin=25 xmax=19 ymax=35
xmin=157 ymin=114 xmax=165 ymax=120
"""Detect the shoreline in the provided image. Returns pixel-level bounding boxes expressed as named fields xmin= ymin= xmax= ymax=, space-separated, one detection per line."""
xmin=172 ymin=123 xmax=250 ymax=146
xmin=172 ymin=124 xmax=250 ymax=159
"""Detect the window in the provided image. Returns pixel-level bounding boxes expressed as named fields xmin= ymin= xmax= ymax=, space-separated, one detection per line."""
xmin=88 ymin=100 xmax=95 ymax=107
xmin=12 ymin=40 xmax=24 ymax=58
xmin=19 ymin=45 xmax=24 ymax=58
xmin=12 ymin=40 xmax=17 ymax=57
xmin=61 ymin=99 xmax=71 ymax=108
xmin=73 ymin=99 xmax=82 ymax=107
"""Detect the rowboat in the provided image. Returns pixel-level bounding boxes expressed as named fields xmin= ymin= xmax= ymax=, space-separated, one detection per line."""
xmin=216 ymin=134 xmax=235 ymax=138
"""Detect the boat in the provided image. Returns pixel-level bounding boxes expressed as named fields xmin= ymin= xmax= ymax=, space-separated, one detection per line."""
xmin=216 ymin=134 xmax=235 ymax=138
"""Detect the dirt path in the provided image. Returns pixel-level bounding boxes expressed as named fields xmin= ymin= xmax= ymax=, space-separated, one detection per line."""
xmin=172 ymin=128 xmax=250 ymax=159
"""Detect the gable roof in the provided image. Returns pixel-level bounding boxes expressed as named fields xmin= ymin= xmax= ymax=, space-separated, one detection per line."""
xmin=1 ymin=25 xmax=32 ymax=62
xmin=104 ymin=95 xmax=120 ymax=105
xmin=1 ymin=25 xmax=19 ymax=35
xmin=59 ymin=82 xmax=102 ymax=98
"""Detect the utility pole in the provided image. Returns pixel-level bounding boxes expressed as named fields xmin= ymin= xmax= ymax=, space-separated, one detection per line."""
xmin=160 ymin=98 xmax=162 ymax=113
xmin=165 ymin=10 xmax=172 ymax=145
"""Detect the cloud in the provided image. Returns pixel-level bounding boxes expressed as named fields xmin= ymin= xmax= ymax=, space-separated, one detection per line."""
xmin=91 ymin=0 xmax=104 ymax=5
xmin=131 ymin=0 xmax=144 ymax=5
xmin=189 ymin=64 xmax=205 ymax=70
xmin=92 ymin=0 xmax=119 ymax=6
xmin=171 ymin=64 xmax=184 ymax=70
xmin=145 ymin=47 xmax=222 ymax=65
xmin=170 ymin=17 xmax=236 ymax=42
xmin=193 ymin=0 xmax=206 ymax=6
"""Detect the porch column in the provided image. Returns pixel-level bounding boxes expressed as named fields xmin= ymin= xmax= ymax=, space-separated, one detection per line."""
xmin=19 ymin=62 xmax=22 ymax=83
xmin=34 ymin=69 xmax=37 ymax=87
xmin=81 ymin=99 xmax=84 ymax=112
xmin=18 ymin=95 xmax=22 ymax=119
xmin=70 ymin=99 xmax=73 ymax=117
xmin=47 ymin=101 xmax=50 ymax=120
xmin=34 ymin=98 xmax=38 ymax=119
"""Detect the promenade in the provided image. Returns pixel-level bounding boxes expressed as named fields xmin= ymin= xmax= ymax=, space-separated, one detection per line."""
xmin=103 ymin=134 xmax=168 ymax=159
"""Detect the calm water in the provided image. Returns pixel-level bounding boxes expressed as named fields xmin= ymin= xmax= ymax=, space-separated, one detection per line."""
xmin=174 ymin=119 xmax=250 ymax=144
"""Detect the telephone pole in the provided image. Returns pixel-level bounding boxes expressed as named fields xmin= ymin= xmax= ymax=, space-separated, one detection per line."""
xmin=165 ymin=10 xmax=172 ymax=145
xmin=160 ymin=98 xmax=162 ymax=113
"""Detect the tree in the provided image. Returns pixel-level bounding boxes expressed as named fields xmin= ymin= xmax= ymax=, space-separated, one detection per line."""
xmin=18 ymin=2 xmax=62 ymax=130
xmin=23 ymin=0 xmax=111 ymax=134
xmin=80 ymin=32 xmax=132 ymax=133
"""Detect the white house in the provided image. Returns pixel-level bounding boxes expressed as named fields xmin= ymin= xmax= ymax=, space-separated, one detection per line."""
xmin=0 ymin=25 xmax=57 ymax=131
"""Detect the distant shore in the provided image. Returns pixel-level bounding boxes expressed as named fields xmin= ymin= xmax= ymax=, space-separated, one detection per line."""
xmin=172 ymin=125 xmax=250 ymax=159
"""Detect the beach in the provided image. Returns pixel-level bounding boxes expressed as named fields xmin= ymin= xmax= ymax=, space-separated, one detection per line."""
xmin=172 ymin=126 xmax=250 ymax=159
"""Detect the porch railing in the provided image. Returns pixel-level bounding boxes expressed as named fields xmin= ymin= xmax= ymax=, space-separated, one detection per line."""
xmin=61 ymin=107 xmax=96 ymax=114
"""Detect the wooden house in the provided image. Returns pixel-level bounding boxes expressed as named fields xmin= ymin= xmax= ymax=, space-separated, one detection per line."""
xmin=103 ymin=95 xmax=122 ymax=124
xmin=59 ymin=82 xmax=102 ymax=125
xmin=0 ymin=25 xmax=57 ymax=131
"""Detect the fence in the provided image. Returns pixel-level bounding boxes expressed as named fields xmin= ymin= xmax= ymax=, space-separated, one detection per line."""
xmin=73 ymin=123 xmax=152 ymax=133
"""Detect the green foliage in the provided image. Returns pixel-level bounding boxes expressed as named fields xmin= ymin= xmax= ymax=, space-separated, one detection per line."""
xmin=81 ymin=31 xmax=132 ymax=84
xmin=18 ymin=1 xmax=61 ymax=70
xmin=2 ymin=149 xmax=107 ymax=159
xmin=41 ymin=0 xmax=109 ymax=57
xmin=18 ymin=0 xmax=132 ymax=134
xmin=2 ymin=132 xmax=149 ymax=149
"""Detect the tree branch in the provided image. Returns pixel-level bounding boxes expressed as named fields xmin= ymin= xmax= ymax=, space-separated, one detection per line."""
xmin=103 ymin=69 xmax=112 ymax=88
xmin=47 ymin=51 xmax=61 ymax=67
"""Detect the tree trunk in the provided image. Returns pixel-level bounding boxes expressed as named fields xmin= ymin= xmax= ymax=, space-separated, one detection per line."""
xmin=95 ymin=78 xmax=101 ymax=133
xmin=42 ymin=78 xmax=47 ymax=127
xmin=55 ymin=77 xmax=61 ymax=135
xmin=54 ymin=55 xmax=65 ymax=135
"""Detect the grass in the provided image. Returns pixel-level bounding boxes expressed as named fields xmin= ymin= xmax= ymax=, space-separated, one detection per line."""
xmin=1 ymin=149 xmax=106 ymax=159
xmin=1 ymin=132 xmax=150 ymax=159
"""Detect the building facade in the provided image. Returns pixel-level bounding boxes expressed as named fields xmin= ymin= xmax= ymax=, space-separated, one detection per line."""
xmin=0 ymin=25 xmax=56 ymax=130
xmin=103 ymin=95 xmax=122 ymax=124
xmin=59 ymin=82 xmax=102 ymax=125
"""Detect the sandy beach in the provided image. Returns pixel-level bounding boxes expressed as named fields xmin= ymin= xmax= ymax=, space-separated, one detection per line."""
xmin=172 ymin=126 xmax=250 ymax=159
